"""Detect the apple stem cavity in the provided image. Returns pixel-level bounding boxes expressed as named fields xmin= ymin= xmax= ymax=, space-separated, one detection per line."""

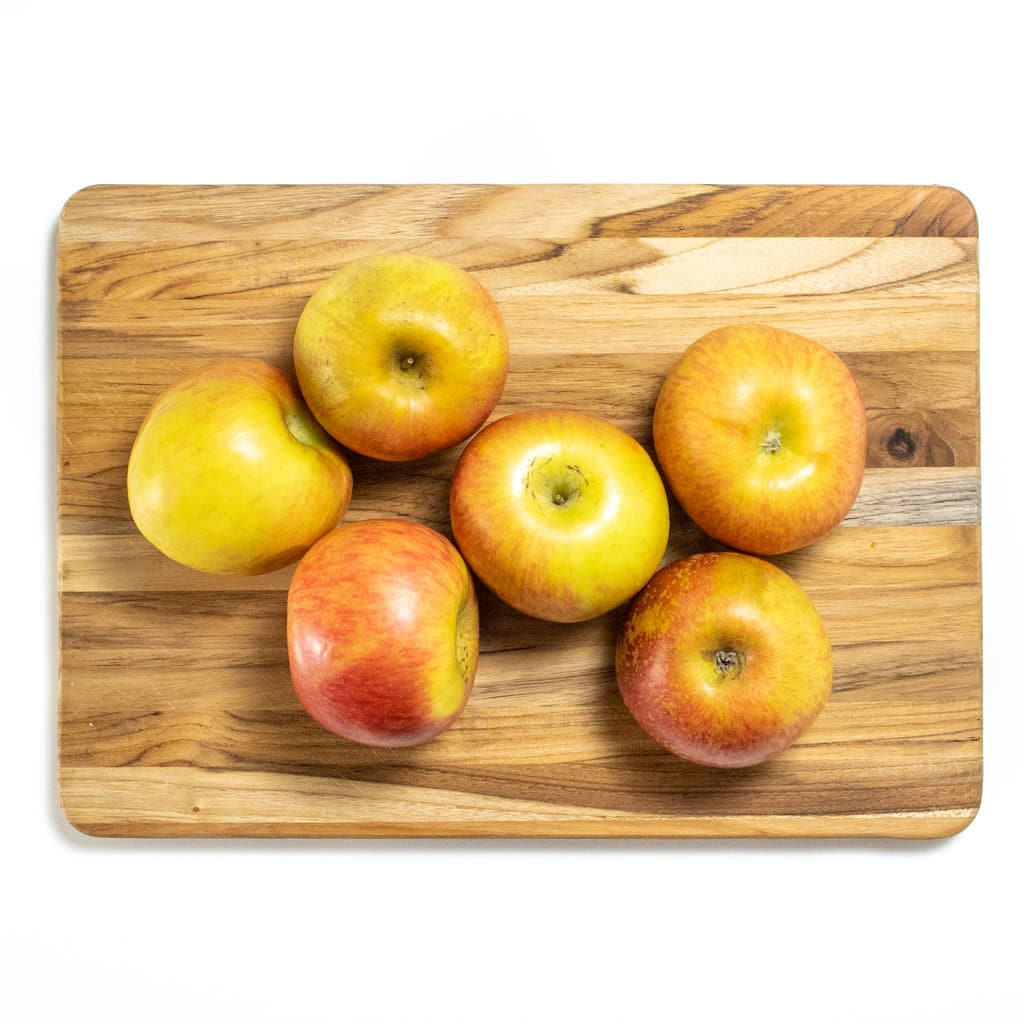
xmin=525 ymin=456 xmax=588 ymax=511
xmin=284 ymin=407 xmax=327 ymax=449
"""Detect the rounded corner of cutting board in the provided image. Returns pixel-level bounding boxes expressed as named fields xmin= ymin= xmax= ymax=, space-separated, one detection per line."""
xmin=56 ymin=774 xmax=106 ymax=841
xmin=58 ymin=184 xmax=107 ymax=230
xmin=930 ymin=183 xmax=979 ymax=236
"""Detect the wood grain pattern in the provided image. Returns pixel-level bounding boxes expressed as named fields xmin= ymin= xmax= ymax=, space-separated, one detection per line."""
xmin=56 ymin=185 xmax=981 ymax=839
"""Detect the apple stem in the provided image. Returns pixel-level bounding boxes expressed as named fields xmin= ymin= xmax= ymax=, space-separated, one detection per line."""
xmin=762 ymin=430 xmax=782 ymax=455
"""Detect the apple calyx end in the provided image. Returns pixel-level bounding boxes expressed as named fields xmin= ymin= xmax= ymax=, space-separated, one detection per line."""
xmin=761 ymin=429 xmax=783 ymax=455
xmin=710 ymin=648 xmax=745 ymax=680
xmin=390 ymin=346 xmax=433 ymax=389
xmin=454 ymin=599 xmax=476 ymax=685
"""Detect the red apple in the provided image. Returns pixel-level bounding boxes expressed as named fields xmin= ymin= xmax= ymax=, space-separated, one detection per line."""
xmin=293 ymin=253 xmax=509 ymax=461
xmin=653 ymin=324 xmax=867 ymax=555
xmin=616 ymin=551 xmax=832 ymax=768
xmin=127 ymin=358 xmax=352 ymax=575
xmin=287 ymin=519 xmax=479 ymax=747
xmin=450 ymin=410 xmax=670 ymax=623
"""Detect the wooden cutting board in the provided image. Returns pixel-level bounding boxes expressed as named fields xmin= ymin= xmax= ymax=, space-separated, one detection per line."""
xmin=57 ymin=184 xmax=981 ymax=838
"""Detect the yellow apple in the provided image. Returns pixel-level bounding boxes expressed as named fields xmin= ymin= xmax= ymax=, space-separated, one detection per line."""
xmin=127 ymin=358 xmax=352 ymax=575
xmin=450 ymin=410 xmax=670 ymax=622
xmin=653 ymin=324 xmax=867 ymax=555
xmin=293 ymin=253 xmax=509 ymax=461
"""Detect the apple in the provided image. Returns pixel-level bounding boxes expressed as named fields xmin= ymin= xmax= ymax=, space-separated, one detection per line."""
xmin=653 ymin=323 xmax=867 ymax=555
xmin=293 ymin=253 xmax=509 ymax=461
xmin=287 ymin=519 xmax=479 ymax=747
xmin=127 ymin=358 xmax=352 ymax=575
xmin=616 ymin=551 xmax=832 ymax=768
xmin=450 ymin=410 xmax=670 ymax=623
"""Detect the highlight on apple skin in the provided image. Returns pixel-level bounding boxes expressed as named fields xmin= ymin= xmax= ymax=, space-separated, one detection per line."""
xmin=287 ymin=519 xmax=480 ymax=748
xmin=127 ymin=358 xmax=352 ymax=575
xmin=293 ymin=253 xmax=509 ymax=462
xmin=615 ymin=551 xmax=833 ymax=769
xmin=449 ymin=409 xmax=671 ymax=623
xmin=653 ymin=323 xmax=867 ymax=555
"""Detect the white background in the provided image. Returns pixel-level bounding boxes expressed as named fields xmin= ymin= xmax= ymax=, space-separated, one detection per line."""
xmin=5 ymin=2 xmax=1021 ymax=1021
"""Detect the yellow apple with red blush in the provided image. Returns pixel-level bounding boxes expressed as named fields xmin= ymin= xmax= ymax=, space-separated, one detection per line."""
xmin=293 ymin=253 xmax=508 ymax=462
xmin=450 ymin=410 xmax=670 ymax=623
xmin=654 ymin=324 xmax=866 ymax=555
xmin=616 ymin=551 xmax=832 ymax=768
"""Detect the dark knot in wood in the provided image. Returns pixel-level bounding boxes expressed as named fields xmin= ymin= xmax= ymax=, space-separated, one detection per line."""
xmin=886 ymin=427 xmax=917 ymax=462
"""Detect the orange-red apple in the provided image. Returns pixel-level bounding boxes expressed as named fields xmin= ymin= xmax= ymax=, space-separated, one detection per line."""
xmin=127 ymin=358 xmax=352 ymax=575
xmin=653 ymin=324 xmax=866 ymax=555
xmin=450 ymin=410 xmax=670 ymax=623
xmin=287 ymin=520 xmax=479 ymax=747
xmin=616 ymin=551 xmax=832 ymax=768
xmin=293 ymin=253 xmax=509 ymax=461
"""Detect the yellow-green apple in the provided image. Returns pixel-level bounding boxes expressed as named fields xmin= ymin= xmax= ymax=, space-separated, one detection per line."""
xmin=653 ymin=324 xmax=866 ymax=555
xmin=127 ymin=358 xmax=352 ymax=575
xmin=287 ymin=520 xmax=479 ymax=747
xmin=449 ymin=410 xmax=670 ymax=623
xmin=293 ymin=253 xmax=508 ymax=461
xmin=616 ymin=551 xmax=832 ymax=768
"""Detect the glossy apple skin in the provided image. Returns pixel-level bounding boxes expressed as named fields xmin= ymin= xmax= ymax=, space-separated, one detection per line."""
xmin=293 ymin=253 xmax=509 ymax=461
xmin=287 ymin=520 xmax=479 ymax=747
xmin=450 ymin=410 xmax=670 ymax=623
xmin=616 ymin=551 xmax=832 ymax=768
xmin=127 ymin=359 xmax=352 ymax=575
xmin=653 ymin=324 xmax=867 ymax=555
